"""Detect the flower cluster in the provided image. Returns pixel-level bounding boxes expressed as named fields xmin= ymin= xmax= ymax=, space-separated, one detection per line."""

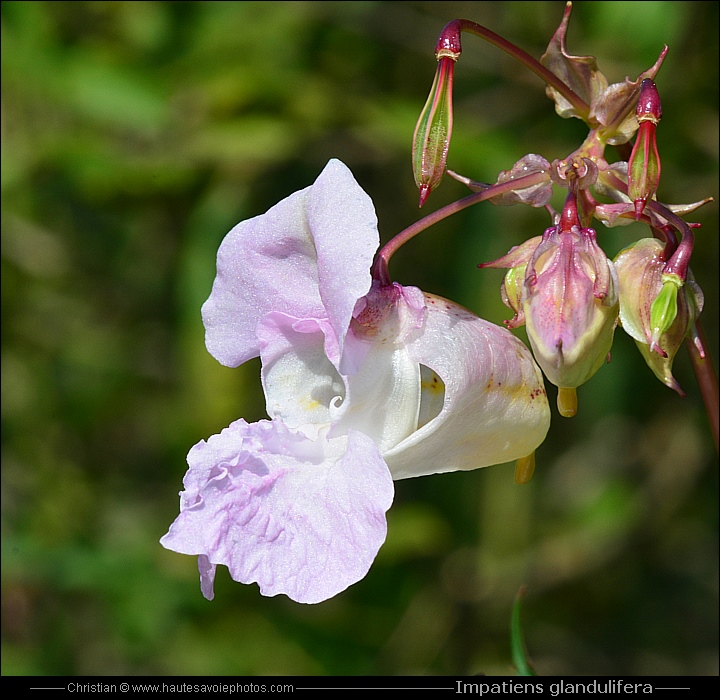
xmin=414 ymin=3 xmax=710 ymax=416
xmin=162 ymin=160 xmax=550 ymax=603
xmin=163 ymin=3 xmax=714 ymax=605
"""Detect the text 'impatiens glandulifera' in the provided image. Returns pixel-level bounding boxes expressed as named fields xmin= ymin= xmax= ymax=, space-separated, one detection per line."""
xmin=161 ymin=160 xmax=550 ymax=604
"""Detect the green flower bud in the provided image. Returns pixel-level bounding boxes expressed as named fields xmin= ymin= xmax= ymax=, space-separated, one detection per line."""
xmin=649 ymin=274 xmax=681 ymax=352
xmin=480 ymin=194 xmax=620 ymax=418
xmin=501 ymin=263 xmax=528 ymax=329
xmin=614 ymin=238 xmax=704 ymax=395
xmin=521 ymin=195 xmax=619 ymax=413
xmin=523 ymin=222 xmax=619 ymax=397
xmin=412 ymin=54 xmax=457 ymax=207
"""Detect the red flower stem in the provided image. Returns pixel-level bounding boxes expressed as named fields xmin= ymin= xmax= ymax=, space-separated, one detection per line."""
xmin=651 ymin=225 xmax=679 ymax=262
xmin=372 ymin=171 xmax=549 ymax=285
xmin=437 ymin=19 xmax=591 ymax=121
xmin=600 ymin=172 xmax=681 ymax=261
xmin=597 ymin=185 xmax=716 ymax=444
xmin=642 ymin=201 xmax=716 ymax=452
xmin=686 ymin=319 xmax=719 ymax=453
xmin=645 ymin=200 xmax=694 ymax=281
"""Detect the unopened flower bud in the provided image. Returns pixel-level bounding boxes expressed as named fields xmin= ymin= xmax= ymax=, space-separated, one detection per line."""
xmin=413 ymin=53 xmax=457 ymax=207
xmin=480 ymin=195 xmax=619 ymax=417
xmin=649 ymin=273 xmax=682 ymax=353
xmin=500 ymin=263 xmax=528 ymax=329
xmin=628 ymin=80 xmax=662 ymax=219
xmin=614 ymin=238 xmax=704 ymax=395
xmin=523 ymin=195 xmax=619 ymax=412
xmin=636 ymin=78 xmax=663 ymax=123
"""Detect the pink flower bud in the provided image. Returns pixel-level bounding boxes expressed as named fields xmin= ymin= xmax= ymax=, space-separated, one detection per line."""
xmin=636 ymin=78 xmax=662 ymax=123
xmin=614 ymin=238 xmax=704 ymax=395
xmin=628 ymin=80 xmax=662 ymax=219
xmin=481 ymin=194 xmax=619 ymax=417
xmin=522 ymin=208 xmax=619 ymax=405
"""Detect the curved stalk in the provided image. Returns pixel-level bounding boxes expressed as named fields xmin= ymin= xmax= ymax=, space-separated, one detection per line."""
xmin=437 ymin=18 xmax=591 ymax=120
xmin=645 ymin=200 xmax=694 ymax=282
xmin=686 ymin=320 xmax=719 ymax=452
xmin=643 ymin=201 xmax=717 ymax=452
xmin=372 ymin=171 xmax=549 ymax=285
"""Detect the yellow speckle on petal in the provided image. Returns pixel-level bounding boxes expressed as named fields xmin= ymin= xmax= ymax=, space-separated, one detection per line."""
xmin=301 ymin=397 xmax=322 ymax=412
xmin=421 ymin=374 xmax=444 ymax=395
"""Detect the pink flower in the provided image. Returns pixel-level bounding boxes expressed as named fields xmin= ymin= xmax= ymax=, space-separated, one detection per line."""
xmin=161 ymin=160 xmax=550 ymax=603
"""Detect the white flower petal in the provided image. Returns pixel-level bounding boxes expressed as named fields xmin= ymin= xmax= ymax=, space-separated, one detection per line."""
xmin=331 ymin=283 xmax=426 ymax=452
xmin=384 ymin=294 xmax=551 ymax=479
xmin=332 ymin=330 xmax=421 ymax=453
xmin=258 ymin=312 xmax=344 ymax=432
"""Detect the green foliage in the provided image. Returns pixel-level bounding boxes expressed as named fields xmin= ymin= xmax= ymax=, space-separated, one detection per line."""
xmin=511 ymin=587 xmax=535 ymax=676
xmin=2 ymin=1 xmax=717 ymax=676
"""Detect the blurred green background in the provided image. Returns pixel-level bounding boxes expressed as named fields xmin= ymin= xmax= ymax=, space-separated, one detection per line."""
xmin=2 ymin=0 xmax=717 ymax=676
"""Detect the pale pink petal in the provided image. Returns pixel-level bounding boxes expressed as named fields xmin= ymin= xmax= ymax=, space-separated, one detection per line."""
xmin=198 ymin=555 xmax=216 ymax=601
xmin=160 ymin=419 xmax=393 ymax=604
xmin=384 ymin=293 xmax=551 ymax=479
xmin=202 ymin=159 xmax=378 ymax=367
xmin=479 ymin=236 xmax=543 ymax=270
xmin=202 ymin=187 xmax=324 ymax=368
xmin=308 ymin=160 xmax=380 ymax=360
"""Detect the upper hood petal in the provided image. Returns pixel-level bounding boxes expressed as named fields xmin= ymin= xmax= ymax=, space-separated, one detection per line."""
xmin=202 ymin=159 xmax=379 ymax=367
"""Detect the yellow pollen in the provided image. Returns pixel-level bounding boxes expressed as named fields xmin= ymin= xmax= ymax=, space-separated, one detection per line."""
xmin=514 ymin=452 xmax=536 ymax=485
xmin=557 ymin=387 xmax=578 ymax=418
